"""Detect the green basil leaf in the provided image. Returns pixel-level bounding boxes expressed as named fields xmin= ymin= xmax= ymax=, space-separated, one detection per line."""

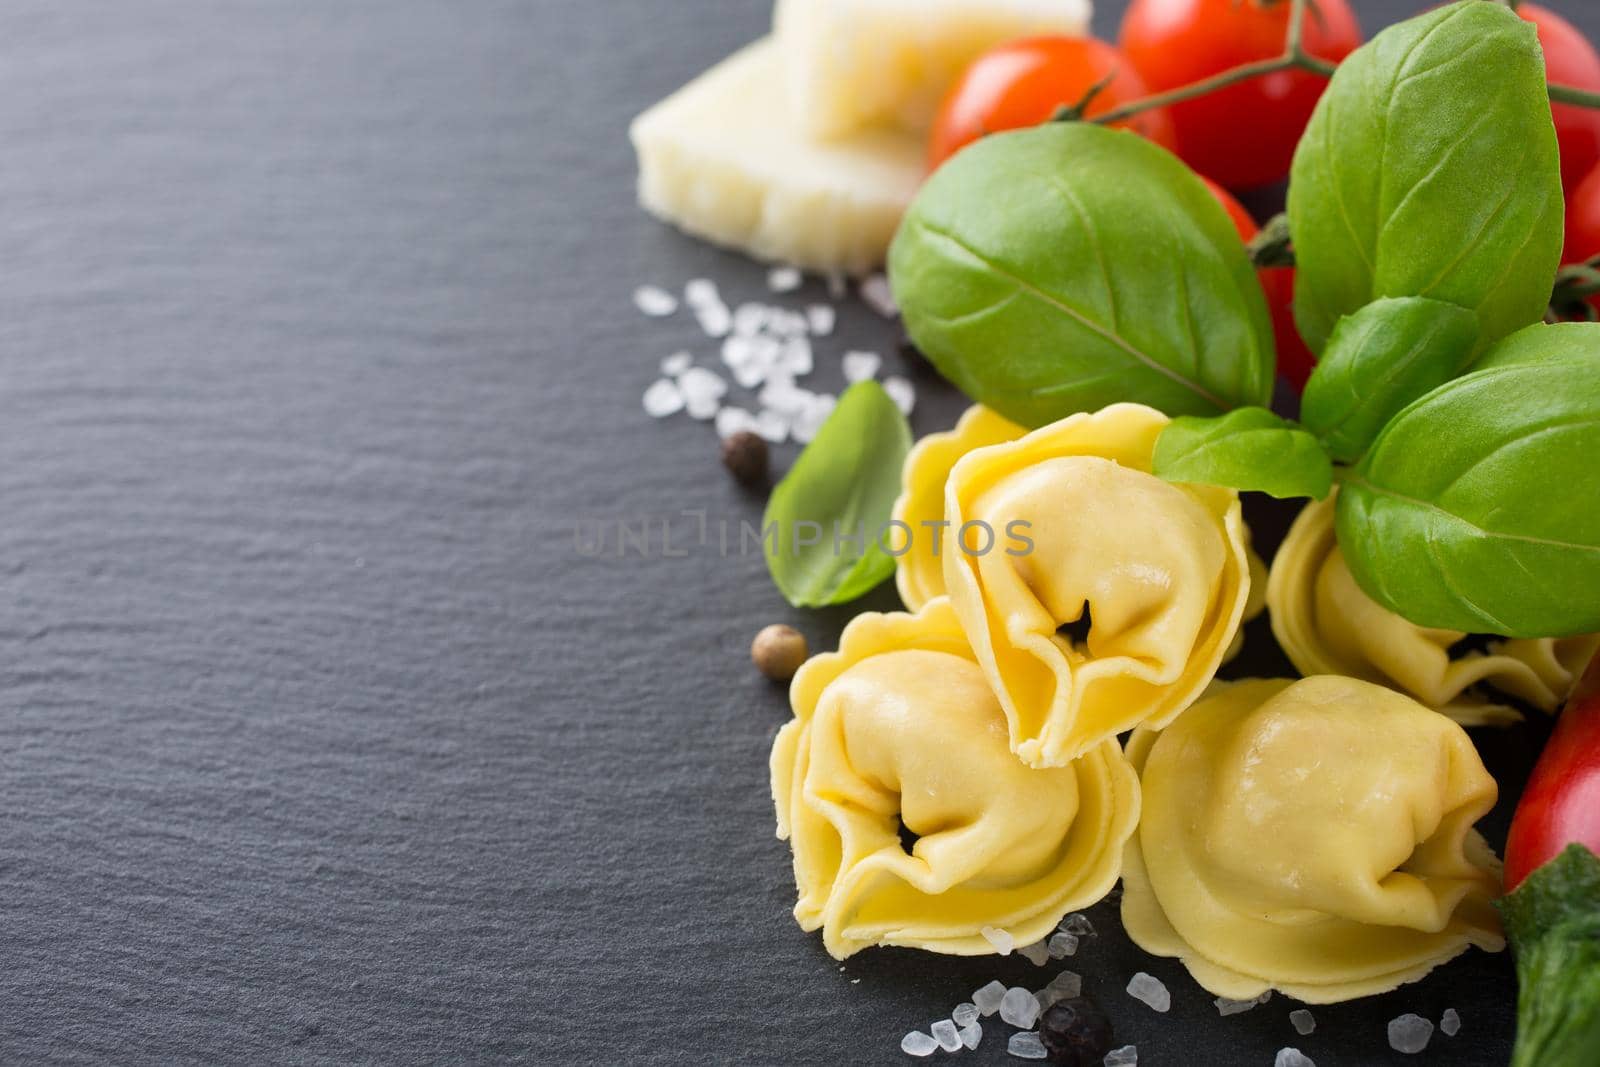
xmin=1301 ymin=297 xmax=1479 ymax=463
xmin=1473 ymin=320 xmax=1600 ymax=372
xmin=763 ymin=381 xmax=912 ymax=607
xmin=1153 ymin=407 xmax=1333 ymax=501
xmin=1287 ymin=1 xmax=1563 ymax=357
xmin=1498 ymin=845 xmax=1600 ymax=1067
xmin=889 ymin=123 xmax=1274 ymax=427
xmin=1338 ymin=345 xmax=1600 ymax=637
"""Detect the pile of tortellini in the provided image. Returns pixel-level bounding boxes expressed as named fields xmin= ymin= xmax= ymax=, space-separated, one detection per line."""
xmin=770 ymin=403 xmax=1595 ymax=1003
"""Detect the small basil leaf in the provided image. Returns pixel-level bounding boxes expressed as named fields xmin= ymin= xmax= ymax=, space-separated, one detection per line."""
xmin=1338 ymin=345 xmax=1600 ymax=637
xmin=1153 ymin=407 xmax=1333 ymax=501
xmin=1473 ymin=320 xmax=1600 ymax=372
xmin=1288 ymin=1 xmax=1562 ymax=357
xmin=763 ymin=381 xmax=912 ymax=608
xmin=889 ymin=123 xmax=1274 ymax=427
xmin=1301 ymin=297 xmax=1479 ymax=463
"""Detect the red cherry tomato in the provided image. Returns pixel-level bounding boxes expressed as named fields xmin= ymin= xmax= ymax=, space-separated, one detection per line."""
xmin=1200 ymin=178 xmax=1318 ymax=390
xmin=1520 ymin=4 xmax=1600 ymax=196
xmin=1564 ymin=164 xmax=1600 ymax=266
xmin=1504 ymin=653 xmax=1600 ymax=892
xmin=1119 ymin=0 xmax=1362 ymax=191
xmin=928 ymin=37 xmax=1177 ymax=170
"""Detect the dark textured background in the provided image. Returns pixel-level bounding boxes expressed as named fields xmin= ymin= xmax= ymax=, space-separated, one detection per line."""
xmin=0 ymin=1 xmax=1582 ymax=1063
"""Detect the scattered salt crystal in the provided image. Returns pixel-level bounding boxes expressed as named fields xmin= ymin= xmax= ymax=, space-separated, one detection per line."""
xmin=684 ymin=278 xmax=719 ymax=306
xmin=1104 ymin=1046 xmax=1138 ymax=1067
xmin=1036 ymin=970 xmax=1081 ymax=1012
xmin=661 ymin=350 xmax=692 ymax=376
xmin=633 ymin=284 xmax=678 ymax=317
xmin=807 ymin=304 xmax=836 ymax=336
xmin=827 ymin=271 xmax=848 ymax=299
xmin=759 ymin=378 xmax=813 ymax=416
xmin=715 ymin=407 xmax=759 ymax=440
xmin=778 ymin=337 xmax=814 ymax=376
xmin=884 ymin=375 xmax=915 ymax=415
xmin=768 ymin=265 xmax=803 ymax=293
xmin=1000 ymin=986 xmax=1040 ymax=1029
xmin=733 ymin=303 xmax=768 ymax=336
xmin=982 ymin=927 xmax=1015 ymax=955
xmin=1018 ymin=941 xmax=1051 ymax=967
xmin=791 ymin=395 xmax=836 ymax=444
xmin=1275 ymin=1050 xmax=1315 ymax=1067
xmin=1006 ymin=1031 xmax=1047 ymax=1060
xmin=642 ymin=379 xmax=684 ymax=418
xmin=1290 ymin=1009 xmax=1316 ymax=1035
xmin=1061 ymin=914 xmax=1095 ymax=936
xmin=901 ymin=1030 xmax=938 ymax=1057
xmin=973 ymin=981 xmax=1008 ymax=1017
xmin=861 ymin=273 xmax=899 ymax=318
xmin=959 ymin=1021 xmax=982 ymax=1050
xmin=770 ymin=309 xmax=810 ymax=338
xmin=843 ymin=350 xmax=882 ymax=383
xmin=1388 ymin=1013 xmax=1434 ymax=1054
xmin=696 ymin=301 xmax=732 ymax=338
xmin=1440 ymin=1008 xmax=1461 ymax=1037
xmin=931 ymin=1019 xmax=961 ymax=1053
xmin=1127 ymin=973 xmax=1170 ymax=1013
xmin=1215 ymin=991 xmax=1270 ymax=1017
xmin=679 ymin=367 xmax=727 ymax=420
xmin=1048 ymin=932 xmax=1079 ymax=958
xmin=754 ymin=408 xmax=789 ymax=444
xmin=952 ymin=1003 xmax=979 ymax=1028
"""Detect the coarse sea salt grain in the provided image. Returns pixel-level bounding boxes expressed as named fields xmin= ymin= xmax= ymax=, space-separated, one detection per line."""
xmin=1440 ymin=1008 xmax=1461 ymax=1037
xmin=768 ymin=265 xmax=803 ymax=293
xmin=733 ymin=302 xmax=768 ymax=336
xmin=1104 ymin=1045 xmax=1138 ymax=1066
xmin=790 ymin=394 xmax=837 ymax=444
xmin=684 ymin=278 xmax=718 ymax=306
xmin=843 ymin=350 xmax=882 ymax=383
xmin=1275 ymin=1049 xmax=1315 ymax=1067
xmin=952 ymin=1003 xmax=979 ymax=1028
xmin=884 ymin=375 xmax=915 ymax=415
xmin=1291 ymin=1009 xmax=1316 ymax=1035
xmin=754 ymin=408 xmax=789 ymax=444
xmin=1388 ymin=1013 xmax=1434 ymax=1054
xmin=679 ymin=367 xmax=727 ymax=420
xmin=1215 ymin=991 xmax=1270 ymax=1017
xmin=1018 ymin=941 xmax=1051 ymax=967
xmin=1035 ymin=970 xmax=1082 ymax=1013
xmin=771 ymin=308 xmax=809 ymax=338
xmin=1007 ymin=1031 xmax=1047 ymax=1060
xmin=1061 ymin=913 xmax=1095 ymax=937
xmin=661 ymin=350 xmax=692 ymax=376
xmin=696 ymin=301 xmax=733 ymax=339
xmin=973 ymin=981 xmax=1008 ymax=1017
xmin=982 ymin=927 xmax=1015 ymax=955
xmin=1000 ymin=986 xmax=1040 ymax=1029
xmin=642 ymin=379 xmax=684 ymax=418
xmin=901 ymin=1030 xmax=938 ymax=1057
xmin=778 ymin=337 xmax=813 ymax=377
xmin=807 ymin=304 xmax=836 ymax=336
xmin=861 ymin=273 xmax=899 ymax=318
xmin=1048 ymin=932 xmax=1079 ymax=958
xmin=931 ymin=1019 xmax=961 ymax=1053
xmin=960 ymin=1021 xmax=982 ymax=1050
xmin=1127 ymin=973 xmax=1171 ymax=1013
xmin=633 ymin=284 xmax=678 ymax=317
xmin=715 ymin=406 xmax=759 ymax=440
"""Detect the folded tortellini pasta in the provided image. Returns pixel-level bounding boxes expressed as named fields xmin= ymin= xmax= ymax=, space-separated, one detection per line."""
xmin=1267 ymin=493 xmax=1596 ymax=724
xmin=1121 ymin=676 xmax=1505 ymax=1004
xmin=770 ymin=598 xmax=1139 ymax=960
xmin=937 ymin=403 xmax=1252 ymax=767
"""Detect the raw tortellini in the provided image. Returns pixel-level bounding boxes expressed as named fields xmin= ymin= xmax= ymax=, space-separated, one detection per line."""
xmin=1121 ymin=676 xmax=1505 ymax=1004
xmin=1268 ymin=493 xmax=1598 ymax=724
xmin=770 ymin=598 xmax=1139 ymax=960
xmin=939 ymin=403 xmax=1252 ymax=767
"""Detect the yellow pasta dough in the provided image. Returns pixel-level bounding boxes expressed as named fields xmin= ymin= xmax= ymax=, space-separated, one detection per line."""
xmin=770 ymin=598 xmax=1139 ymax=960
xmin=1267 ymin=493 xmax=1595 ymax=724
xmin=941 ymin=403 xmax=1252 ymax=768
xmin=1121 ymin=676 xmax=1505 ymax=1004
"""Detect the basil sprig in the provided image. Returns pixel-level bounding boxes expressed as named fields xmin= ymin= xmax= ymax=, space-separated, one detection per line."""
xmin=1153 ymin=408 xmax=1331 ymax=501
xmin=889 ymin=122 xmax=1274 ymax=427
xmin=762 ymin=382 xmax=911 ymax=608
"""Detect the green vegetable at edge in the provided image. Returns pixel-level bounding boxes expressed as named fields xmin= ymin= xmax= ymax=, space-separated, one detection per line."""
xmin=762 ymin=381 xmax=911 ymax=608
xmin=889 ymin=122 xmax=1274 ymax=428
xmin=1499 ymin=844 xmax=1600 ymax=1067
xmin=1153 ymin=407 xmax=1332 ymax=501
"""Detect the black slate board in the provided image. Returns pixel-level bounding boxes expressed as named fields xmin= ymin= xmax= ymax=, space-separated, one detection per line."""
xmin=0 ymin=1 xmax=1579 ymax=1064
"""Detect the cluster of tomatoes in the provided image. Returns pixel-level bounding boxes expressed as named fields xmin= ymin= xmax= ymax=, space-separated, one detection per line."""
xmin=926 ymin=0 xmax=1600 ymax=389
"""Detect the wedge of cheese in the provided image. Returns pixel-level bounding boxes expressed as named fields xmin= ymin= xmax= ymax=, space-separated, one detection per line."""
xmin=775 ymin=0 xmax=1093 ymax=139
xmin=629 ymin=39 xmax=925 ymax=275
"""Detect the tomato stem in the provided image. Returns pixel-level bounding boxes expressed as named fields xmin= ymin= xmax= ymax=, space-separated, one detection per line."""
xmin=1090 ymin=0 xmax=1600 ymax=133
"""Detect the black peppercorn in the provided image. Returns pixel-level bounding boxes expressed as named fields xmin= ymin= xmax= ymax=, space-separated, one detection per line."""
xmin=1038 ymin=996 xmax=1114 ymax=1066
xmin=721 ymin=430 xmax=769 ymax=487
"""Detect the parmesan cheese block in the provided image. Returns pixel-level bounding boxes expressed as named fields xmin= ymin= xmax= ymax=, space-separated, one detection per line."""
xmin=775 ymin=0 xmax=1094 ymax=138
xmin=629 ymin=39 xmax=924 ymax=275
